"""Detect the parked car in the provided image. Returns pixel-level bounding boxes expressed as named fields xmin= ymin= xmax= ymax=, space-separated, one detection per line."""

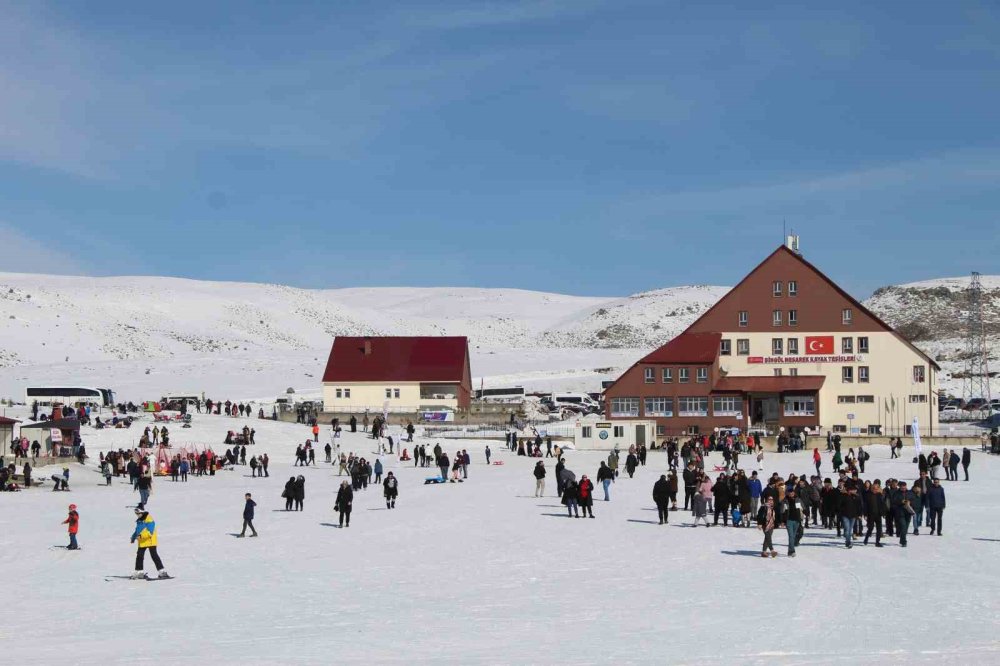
xmin=965 ymin=398 xmax=989 ymax=411
xmin=939 ymin=405 xmax=961 ymax=415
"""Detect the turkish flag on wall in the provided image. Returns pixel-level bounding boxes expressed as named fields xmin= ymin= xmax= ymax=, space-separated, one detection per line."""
xmin=805 ymin=336 xmax=834 ymax=355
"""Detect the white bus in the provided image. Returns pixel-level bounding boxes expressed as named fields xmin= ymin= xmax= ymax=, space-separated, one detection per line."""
xmin=26 ymin=386 xmax=116 ymax=408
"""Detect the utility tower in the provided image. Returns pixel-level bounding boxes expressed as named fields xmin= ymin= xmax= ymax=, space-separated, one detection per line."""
xmin=963 ymin=272 xmax=991 ymax=410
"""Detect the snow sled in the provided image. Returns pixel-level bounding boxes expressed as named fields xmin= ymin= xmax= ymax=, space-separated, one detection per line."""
xmin=713 ymin=465 xmax=727 ymax=472
xmin=492 ymin=461 xmax=505 ymax=465
xmin=424 ymin=477 xmax=447 ymax=485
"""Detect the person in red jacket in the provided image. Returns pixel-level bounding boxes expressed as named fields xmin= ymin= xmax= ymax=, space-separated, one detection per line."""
xmin=63 ymin=504 xmax=80 ymax=550
xmin=578 ymin=475 xmax=595 ymax=518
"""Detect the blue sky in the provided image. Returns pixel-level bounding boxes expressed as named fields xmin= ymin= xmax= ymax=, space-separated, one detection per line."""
xmin=1 ymin=0 xmax=999 ymax=297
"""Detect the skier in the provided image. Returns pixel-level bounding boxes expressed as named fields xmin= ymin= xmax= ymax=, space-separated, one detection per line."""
xmin=62 ymin=504 xmax=80 ymax=550
xmin=335 ymin=480 xmax=353 ymax=527
xmin=652 ymin=475 xmax=670 ymax=524
xmin=130 ymin=506 xmax=169 ymax=579
xmin=239 ymin=493 xmax=258 ymax=537
xmin=383 ymin=472 xmax=398 ymax=509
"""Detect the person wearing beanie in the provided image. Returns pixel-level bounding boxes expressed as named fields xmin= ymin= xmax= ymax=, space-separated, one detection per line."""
xmin=62 ymin=504 xmax=80 ymax=550
xmin=130 ymin=506 xmax=169 ymax=579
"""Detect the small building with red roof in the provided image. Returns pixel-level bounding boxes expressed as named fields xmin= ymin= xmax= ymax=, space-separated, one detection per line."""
xmin=322 ymin=336 xmax=472 ymax=413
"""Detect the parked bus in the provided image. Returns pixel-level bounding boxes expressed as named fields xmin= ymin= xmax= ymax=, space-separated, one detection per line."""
xmin=475 ymin=387 xmax=526 ymax=401
xmin=26 ymin=386 xmax=116 ymax=408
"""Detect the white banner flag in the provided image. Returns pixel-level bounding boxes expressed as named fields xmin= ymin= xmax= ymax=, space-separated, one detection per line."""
xmin=911 ymin=417 xmax=922 ymax=455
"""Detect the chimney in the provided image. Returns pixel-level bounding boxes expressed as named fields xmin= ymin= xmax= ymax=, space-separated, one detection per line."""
xmin=363 ymin=338 xmax=372 ymax=356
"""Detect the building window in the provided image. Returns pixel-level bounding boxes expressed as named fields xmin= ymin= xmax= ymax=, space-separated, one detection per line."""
xmin=842 ymin=337 xmax=853 ymax=353
xmin=772 ymin=338 xmax=783 ymax=355
xmin=913 ymin=366 xmax=925 ymax=383
xmin=858 ymin=337 xmax=869 ymax=353
xmin=644 ymin=397 xmax=674 ymax=417
xmin=644 ymin=367 xmax=655 ymax=383
xmin=344 ymin=389 xmax=350 ymax=398
xmin=842 ymin=367 xmax=853 ymax=383
xmin=773 ymin=368 xmax=783 ymax=376
xmin=842 ymin=308 xmax=853 ymax=324
xmin=858 ymin=366 xmax=869 ymax=383
xmin=656 ymin=425 xmax=665 ymax=436
xmin=712 ymin=396 xmax=742 ymax=416
xmin=773 ymin=281 xmax=783 ymax=296
xmin=686 ymin=425 xmax=700 ymax=435
xmin=662 ymin=368 xmax=672 ymax=383
xmin=856 ymin=395 xmax=874 ymax=403
xmin=696 ymin=367 xmax=708 ymax=383
xmin=788 ymin=310 xmax=798 ymax=326
xmin=788 ymin=281 xmax=798 ymax=296
xmin=833 ymin=425 xmax=847 ymax=433
xmin=789 ymin=368 xmax=798 ymax=376
xmin=581 ymin=427 xmax=592 ymax=438
xmin=613 ymin=425 xmax=625 ymax=437
xmin=335 ymin=389 xmax=343 ymax=398
xmin=678 ymin=397 xmax=708 ymax=417
xmin=394 ymin=389 xmax=400 ymax=399
xmin=838 ymin=395 xmax=856 ymax=404
xmin=867 ymin=425 xmax=882 ymax=435
xmin=909 ymin=395 xmax=928 ymax=403
xmin=787 ymin=338 xmax=799 ymax=355
xmin=737 ymin=339 xmax=750 ymax=355
xmin=678 ymin=368 xmax=690 ymax=383
xmin=720 ymin=339 xmax=731 ymax=356
xmin=386 ymin=388 xmax=392 ymax=398
xmin=738 ymin=311 xmax=748 ymax=327
xmin=772 ymin=310 xmax=782 ymax=326
xmin=783 ymin=395 xmax=816 ymax=416
xmin=610 ymin=397 xmax=640 ymax=417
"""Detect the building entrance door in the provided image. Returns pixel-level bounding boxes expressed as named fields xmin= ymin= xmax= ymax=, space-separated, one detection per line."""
xmin=635 ymin=424 xmax=646 ymax=447
xmin=752 ymin=396 xmax=780 ymax=425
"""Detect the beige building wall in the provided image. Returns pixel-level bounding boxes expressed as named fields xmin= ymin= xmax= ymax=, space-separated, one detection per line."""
xmin=323 ymin=382 xmax=459 ymax=412
xmin=716 ymin=330 xmax=939 ymax=434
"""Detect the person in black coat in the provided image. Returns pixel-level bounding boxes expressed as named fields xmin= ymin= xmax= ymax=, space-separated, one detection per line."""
xmin=682 ymin=464 xmax=698 ymax=511
xmin=712 ymin=475 xmax=731 ymax=526
xmin=283 ymin=477 xmax=295 ymax=511
xmin=889 ymin=481 xmax=913 ymax=546
xmin=926 ymin=478 xmax=946 ymax=535
xmin=961 ymin=448 xmax=971 ymax=481
xmin=293 ymin=475 xmax=305 ymax=511
xmin=652 ymin=475 xmax=670 ymax=524
xmin=838 ymin=486 xmax=863 ymax=548
xmin=335 ymin=481 xmax=353 ymax=527
xmin=239 ymin=493 xmax=258 ymax=537
xmin=555 ymin=458 xmax=566 ymax=496
xmin=863 ymin=481 xmax=885 ymax=546
xmin=383 ymin=472 xmax=399 ymax=509
xmin=625 ymin=453 xmax=638 ymax=478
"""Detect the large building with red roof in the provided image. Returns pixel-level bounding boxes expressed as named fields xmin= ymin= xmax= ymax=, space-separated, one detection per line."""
xmin=604 ymin=242 xmax=940 ymax=438
xmin=322 ymin=336 xmax=472 ymax=413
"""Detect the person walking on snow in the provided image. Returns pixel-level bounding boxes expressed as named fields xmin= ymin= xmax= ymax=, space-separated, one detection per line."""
xmin=533 ymin=461 xmax=546 ymax=497
xmin=335 ymin=480 xmax=353 ymax=527
xmin=597 ymin=461 xmax=614 ymax=501
xmin=653 ymin=475 xmax=670 ymax=525
xmin=239 ymin=493 xmax=258 ymax=537
xmin=131 ymin=506 xmax=169 ymax=579
xmin=63 ymin=504 xmax=80 ymax=550
xmin=578 ymin=475 xmax=595 ymax=518
xmin=383 ymin=472 xmax=398 ymax=509
xmin=757 ymin=496 xmax=777 ymax=558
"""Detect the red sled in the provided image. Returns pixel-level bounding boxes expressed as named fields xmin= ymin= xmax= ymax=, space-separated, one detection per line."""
xmin=492 ymin=461 xmax=505 ymax=465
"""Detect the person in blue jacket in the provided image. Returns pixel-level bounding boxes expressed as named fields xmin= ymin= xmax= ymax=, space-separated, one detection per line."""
xmin=748 ymin=471 xmax=763 ymax=520
xmin=926 ymin=478 xmax=946 ymax=536
xmin=373 ymin=459 xmax=383 ymax=485
xmin=239 ymin=493 xmax=258 ymax=537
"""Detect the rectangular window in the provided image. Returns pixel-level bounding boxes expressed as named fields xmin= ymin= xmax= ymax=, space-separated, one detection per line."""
xmin=644 ymin=397 xmax=674 ymax=417
xmin=613 ymin=425 xmax=625 ymax=437
xmin=644 ymin=367 xmax=655 ymax=383
xmin=662 ymin=368 xmax=673 ymax=383
xmin=712 ymin=396 xmax=742 ymax=416
xmin=335 ymin=389 xmax=343 ymax=398
xmin=344 ymin=389 xmax=351 ymax=398
xmin=788 ymin=310 xmax=798 ymax=326
xmin=838 ymin=395 xmax=856 ymax=404
xmin=787 ymin=338 xmax=799 ymax=355
xmin=842 ymin=337 xmax=853 ymax=353
xmin=833 ymin=425 xmax=847 ymax=433
xmin=738 ymin=311 xmax=748 ymax=327
xmin=867 ymin=425 xmax=882 ymax=435
xmin=773 ymin=368 xmax=783 ymax=377
xmin=788 ymin=281 xmax=798 ymax=296
xmin=908 ymin=395 xmax=928 ymax=403
xmin=772 ymin=310 xmax=782 ymax=326
xmin=686 ymin=425 xmax=700 ymax=435
xmin=856 ymin=395 xmax=874 ymax=403
xmin=720 ymin=339 xmax=731 ymax=356
xmin=858 ymin=337 xmax=869 ymax=353
xmin=394 ymin=388 xmax=400 ymax=399
xmin=696 ymin=367 xmax=708 ymax=383
xmin=385 ymin=388 xmax=392 ymax=398
xmin=581 ymin=427 xmax=592 ymax=438
xmin=842 ymin=367 xmax=854 ymax=383
xmin=772 ymin=338 xmax=783 ymax=355
xmin=842 ymin=308 xmax=853 ymax=324
xmin=656 ymin=425 xmax=665 ymax=436
xmin=789 ymin=368 xmax=798 ymax=376
xmin=678 ymin=368 xmax=690 ymax=383
xmin=678 ymin=397 xmax=708 ymax=417
xmin=913 ymin=366 xmax=925 ymax=383
xmin=773 ymin=281 xmax=783 ymax=296
xmin=858 ymin=366 xmax=869 ymax=383
xmin=737 ymin=339 xmax=750 ymax=355
xmin=610 ymin=397 xmax=640 ymax=417
xmin=783 ymin=395 xmax=816 ymax=416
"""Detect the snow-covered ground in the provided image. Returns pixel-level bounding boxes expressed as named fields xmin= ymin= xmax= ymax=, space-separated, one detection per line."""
xmin=3 ymin=409 xmax=999 ymax=664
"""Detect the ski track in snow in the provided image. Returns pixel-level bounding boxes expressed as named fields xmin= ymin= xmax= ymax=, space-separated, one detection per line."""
xmin=2 ymin=408 xmax=1000 ymax=664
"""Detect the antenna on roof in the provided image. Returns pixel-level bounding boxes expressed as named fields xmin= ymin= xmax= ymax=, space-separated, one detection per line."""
xmin=784 ymin=230 xmax=800 ymax=254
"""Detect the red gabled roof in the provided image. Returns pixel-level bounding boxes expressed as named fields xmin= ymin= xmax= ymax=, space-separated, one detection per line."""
xmin=322 ymin=336 xmax=469 ymax=383
xmin=0 ymin=416 xmax=19 ymax=425
xmin=638 ymin=332 xmax=721 ymax=364
xmin=712 ymin=375 xmax=826 ymax=393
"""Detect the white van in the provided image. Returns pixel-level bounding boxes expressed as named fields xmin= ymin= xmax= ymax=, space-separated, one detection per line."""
xmin=551 ymin=392 xmax=601 ymax=413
